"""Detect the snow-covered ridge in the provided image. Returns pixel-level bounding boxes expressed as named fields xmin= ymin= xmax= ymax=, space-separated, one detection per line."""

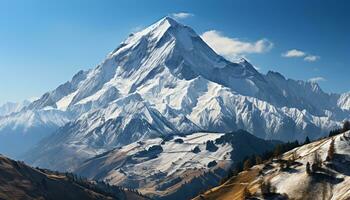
xmin=267 ymin=131 xmax=350 ymax=199
xmin=74 ymin=130 xmax=277 ymax=199
xmin=0 ymin=17 xmax=346 ymax=165
xmin=338 ymin=92 xmax=350 ymax=111
xmin=194 ymin=131 xmax=350 ymax=200
xmin=0 ymin=100 xmax=31 ymax=117
xmin=78 ymin=132 xmax=232 ymax=199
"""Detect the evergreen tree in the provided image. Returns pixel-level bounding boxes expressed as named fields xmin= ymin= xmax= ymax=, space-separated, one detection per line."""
xmin=273 ymin=144 xmax=282 ymax=158
xmin=306 ymin=162 xmax=311 ymax=175
xmin=304 ymin=136 xmax=311 ymax=144
xmin=343 ymin=120 xmax=350 ymax=132
xmin=311 ymin=151 xmax=322 ymax=172
xmin=255 ymin=155 xmax=263 ymax=165
xmin=329 ymin=128 xmax=341 ymax=137
xmin=326 ymin=139 xmax=335 ymax=161
xmin=243 ymin=159 xmax=252 ymax=171
xmin=291 ymin=151 xmax=297 ymax=161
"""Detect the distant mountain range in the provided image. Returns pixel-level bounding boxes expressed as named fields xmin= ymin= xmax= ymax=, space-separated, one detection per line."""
xmin=0 ymin=17 xmax=348 ymax=172
xmin=0 ymin=100 xmax=31 ymax=117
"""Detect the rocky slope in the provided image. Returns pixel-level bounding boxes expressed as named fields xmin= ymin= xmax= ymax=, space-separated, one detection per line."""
xmin=0 ymin=154 xmax=147 ymax=200
xmin=194 ymin=131 xmax=350 ymax=200
xmin=74 ymin=130 xmax=277 ymax=200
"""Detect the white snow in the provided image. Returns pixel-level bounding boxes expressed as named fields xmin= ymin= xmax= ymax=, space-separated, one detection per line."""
xmin=338 ymin=92 xmax=350 ymax=111
xmin=56 ymin=90 xmax=78 ymax=111
xmin=0 ymin=100 xmax=31 ymax=117
xmin=2 ymin=16 xmax=345 ymax=168
xmin=75 ymin=132 xmax=233 ymax=197
xmin=259 ymin=131 xmax=350 ymax=200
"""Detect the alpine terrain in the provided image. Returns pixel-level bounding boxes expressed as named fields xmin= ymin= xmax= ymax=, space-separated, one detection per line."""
xmin=195 ymin=130 xmax=350 ymax=200
xmin=0 ymin=154 xmax=147 ymax=200
xmin=74 ymin=130 xmax=278 ymax=199
xmin=0 ymin=16 xmax=345 ymax=173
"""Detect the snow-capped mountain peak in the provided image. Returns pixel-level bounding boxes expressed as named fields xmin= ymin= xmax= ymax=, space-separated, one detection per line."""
xmin=0 ymin=17 xmax=346 ymax=169
xmin=109 ymin=16 xmax=195 ymax=59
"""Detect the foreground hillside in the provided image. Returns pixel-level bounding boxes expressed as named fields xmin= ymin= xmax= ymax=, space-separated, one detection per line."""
xmin=75 ymin=130 xmax=277 ymax=200
xmin=194 ymin=131 xmax=350 ymax=200
xmin=0 ymin=155 xmax=147 ymax=200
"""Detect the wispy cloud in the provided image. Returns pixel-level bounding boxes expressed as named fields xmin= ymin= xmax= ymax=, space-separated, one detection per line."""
xmin=282 ymin=49 xmax=320 ymax=62
xmin=282 ymin=49 xmax=306 ymax=57
xmin=131 ymin=25 xmax=144 ymax=33
xmin=309 ymin=76 xmax=326 ymax=82
xmin=201 ymin=30 xmax=273 ymax=60
xmin=170 ymin=12 xmax=194 ymax=20
xmin=304 ymin=55 xmax=320 ymax=62
xmin=28 ymin=96 xmax=39 ymax=102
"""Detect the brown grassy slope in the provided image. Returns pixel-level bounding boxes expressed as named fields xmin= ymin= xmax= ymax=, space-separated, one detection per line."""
xmin=0 ymin=155 xmax=145 ymax=200
xmin=193 ymin=132 xmax=350 ymax=200
xmin=193 ymin=167 xmax=261 ymax=200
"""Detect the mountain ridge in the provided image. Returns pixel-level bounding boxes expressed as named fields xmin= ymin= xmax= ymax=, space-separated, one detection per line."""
xmin=74 ymin=130 xmax=278 ymax=200
xmin=193 ymin=130 xmax=350 ymax=200
xmin=0 ymin=17 xmax=346 ymax=169
xmin=0 ymin=154 xmax=147 ymax=200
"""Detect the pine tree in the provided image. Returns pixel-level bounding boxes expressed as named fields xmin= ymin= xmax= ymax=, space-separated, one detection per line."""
xmin=291 ymin=151 xmax=297 ymax=161
xmin=343 ymin=120 xmax=350 ymax=132
xmin=273 ymin=144 xmax=282 ymax=158
xmin=311 ymin=151 xmax=322 ymax=172
xmin=304 ymin=136 xmax=311 ymax=144
xmin=255 ymin=155 xmax=263 ymax=165
xmin=243 ymin=159 xmax=252 ymax=171
xmin=329 ymin=129 xmax=341 ymax=137
xmin=326 ymin=139 xmax=335 ymax=161
xmin=306 ymin=162 xmax=311 ymax=175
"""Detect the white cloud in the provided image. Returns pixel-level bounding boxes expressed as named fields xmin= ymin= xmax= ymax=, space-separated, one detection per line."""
xmin=201 ymin=30 xmax=273 ymax=60
xmin=282 ymin=49 xmax=320 ymax=62
xmin=309 ymin=77 xmax=326 ymax=82
xmin=282 ymin=49 xmax=306 ymax=57
xmin=304 ymin=55 xmax=320 ymax=62
xmin=170 ymin=12 xmax=194 ymax=20
xmin=131 ymin=25 xmax=144 ymax=33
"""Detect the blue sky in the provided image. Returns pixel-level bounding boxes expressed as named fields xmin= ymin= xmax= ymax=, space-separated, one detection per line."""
xmin=0 ymin=0 xmax=349 ymax=104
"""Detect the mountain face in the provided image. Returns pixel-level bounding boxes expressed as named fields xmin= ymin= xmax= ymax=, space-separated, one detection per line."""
xmin=0 ymin=100 xmax=31 ymax=117
xmin=74 ymin=130 xmax=277 ymax=200
xmin=0 ymin=16 xmax=344 ymax=170
xmin=0 ymin=154 xmax=147 ymax=200
xmin=195 ymin=131 xmax=350 ymax=200
xmin=0 ymin=99 xmax=70 ymax=158
xmin=0 ymin=108 xmax=71 ymax=158
xmin=338 ymin=92 xmax=350 ymax=111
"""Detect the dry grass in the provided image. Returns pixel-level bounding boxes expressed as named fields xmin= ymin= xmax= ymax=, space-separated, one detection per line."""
xmin=193 ymin=167 xmax=261 ymax=200
xmin=0 ymin=155 xmax=147 ymax=200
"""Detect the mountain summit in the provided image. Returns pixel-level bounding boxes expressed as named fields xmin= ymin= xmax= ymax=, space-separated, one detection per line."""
xmin=0 ymin=17 xmax=346 ymax=170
